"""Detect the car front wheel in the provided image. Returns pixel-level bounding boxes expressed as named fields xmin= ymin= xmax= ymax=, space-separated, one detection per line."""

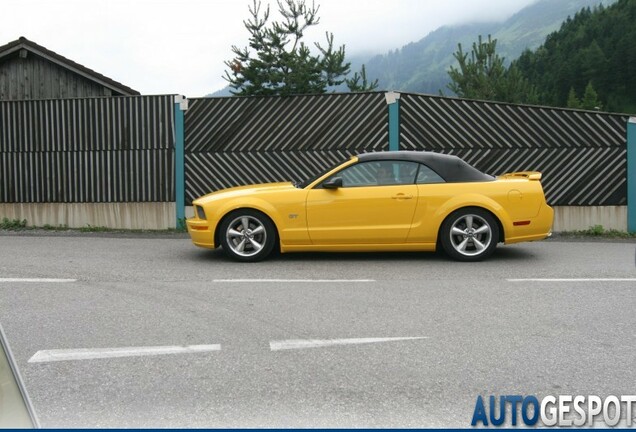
xmin=440 ymin=208 xmax=499 ymax=262
xmin=219 ymin=210 xmax=277 ymax=262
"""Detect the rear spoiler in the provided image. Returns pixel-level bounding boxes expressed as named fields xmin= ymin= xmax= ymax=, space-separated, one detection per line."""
xmin=498 ymin=171 xmax=542 ymax=181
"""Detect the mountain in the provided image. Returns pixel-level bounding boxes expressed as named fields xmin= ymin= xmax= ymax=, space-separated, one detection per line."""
xmin=514 ymin=0 xmax=636 ymax=113
xmin=362 ymin=0 xmax=618 ymax=95
xmin=208 ymin=86 xmax=233 ymax=97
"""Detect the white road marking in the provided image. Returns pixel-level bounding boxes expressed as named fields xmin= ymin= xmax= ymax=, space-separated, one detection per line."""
xmin=0 ymin=278 xmax=77 ymax=283
xmin=269 ymin=336 xmax=428 ymax=351
xmin=508 ymin=278 xmax=636 ymax=282
xmin=213 ymin=279 xmax=375 ymax=283
xmin=28 ymin=344 xmax=221 ymax=363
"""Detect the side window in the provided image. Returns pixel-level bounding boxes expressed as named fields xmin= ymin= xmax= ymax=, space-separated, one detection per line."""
xmin=325 ymin=160 xmax=420 ymax=188
xmin=338 ymin=162 xmax=380 ymax=187
xmin=416 ymin=164 xmax=445 ymax=184
xmin=392 ymin=161 xmax=419 ymax=184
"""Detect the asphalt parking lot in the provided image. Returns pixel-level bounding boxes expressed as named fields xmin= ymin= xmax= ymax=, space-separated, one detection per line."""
xmin=1 ymin=232 xmax=635 ymax=427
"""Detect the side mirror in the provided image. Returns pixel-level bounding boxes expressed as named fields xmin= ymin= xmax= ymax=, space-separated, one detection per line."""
xmin=322 ymin=177 xmax=343 ymax=189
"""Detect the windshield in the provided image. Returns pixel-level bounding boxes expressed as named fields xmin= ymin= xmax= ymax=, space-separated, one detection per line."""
xmin=297 ymin=158 xmax=348 ymax=189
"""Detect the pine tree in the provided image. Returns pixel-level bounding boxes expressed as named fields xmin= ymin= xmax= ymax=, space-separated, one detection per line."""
xmin=566 ymin=87 xmax=581 ymax=109
xmin=447 ymin=35 xmax=537 ymax=104
xmin=224 ymin=0 xmax=377 ymax=96
xmin=581 ymin=81 xmax=602 ymax=110
xmin=345 ymin=65 xmax=379 ymax=92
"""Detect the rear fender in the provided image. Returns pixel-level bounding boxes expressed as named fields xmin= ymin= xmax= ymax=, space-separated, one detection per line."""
xmin=433 ymin=194 xmax=513 ymax=242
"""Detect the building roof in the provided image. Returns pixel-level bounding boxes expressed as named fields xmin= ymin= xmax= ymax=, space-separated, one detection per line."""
xmin=0 ymin=36 xmax=140 ymax=96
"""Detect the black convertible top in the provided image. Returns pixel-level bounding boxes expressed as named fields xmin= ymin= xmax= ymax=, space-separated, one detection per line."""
xmin=357 ymin=151 xmax=493 ymax=183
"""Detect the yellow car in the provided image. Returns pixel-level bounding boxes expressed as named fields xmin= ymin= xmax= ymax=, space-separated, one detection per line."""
xmin=187 ymin=151 xmax=553 ymax=262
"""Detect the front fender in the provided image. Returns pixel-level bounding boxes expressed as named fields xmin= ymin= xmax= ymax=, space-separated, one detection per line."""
xmin=215 ymin=198 xmax=283 ymax=228
xmin=212 ymin=193 xmax=311 ymax=247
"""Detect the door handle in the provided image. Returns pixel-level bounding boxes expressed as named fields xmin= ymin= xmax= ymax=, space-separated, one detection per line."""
xmin=391 ymin=193 xmax=413 ymax=200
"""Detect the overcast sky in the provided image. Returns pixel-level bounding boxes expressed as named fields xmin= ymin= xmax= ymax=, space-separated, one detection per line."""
xmin=2 ymin=0 xmax=538 ymax=97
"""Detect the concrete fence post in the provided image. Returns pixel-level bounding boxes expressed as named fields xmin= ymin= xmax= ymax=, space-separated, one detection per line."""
xmin=174 ymin=95 xmax=188 ymax=229
xmin=628 ymin=117 xmax=636 ymax=233
xmin=385 ymin=91 xmax=401 ymax=151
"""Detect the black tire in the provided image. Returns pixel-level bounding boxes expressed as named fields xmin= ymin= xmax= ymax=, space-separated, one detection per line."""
xmin=440 ymin=208 xmax=499 ymax=262
xmin=218 ymin=209 xmax=277 ymax=262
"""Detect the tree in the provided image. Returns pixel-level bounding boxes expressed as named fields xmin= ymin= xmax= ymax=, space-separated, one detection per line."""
xmin=581 ymin=81 xmax=602 ymax=110
xmin=345 ymin=64 xmax=379 ymax=92
xmin=513 ymin=0 xmax=636 ymax=112
xmin=447 ymin=35 xmax=537 ymax=104
xmin=224 ymin=0 xmax=377 ymax=96
xmin=499 ymin=64 xmax=538 ymax=105
xmin=566 ymin=87 xmax=581 ymax=109
xmin=447 ymin=35 xmax=505 ymax=100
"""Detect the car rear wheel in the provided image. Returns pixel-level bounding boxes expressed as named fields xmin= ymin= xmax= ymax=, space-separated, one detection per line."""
xmin=219 ymin=210 xmax=276 ymax=262
xmin=440 ymin=208 xmax=499 ymax=262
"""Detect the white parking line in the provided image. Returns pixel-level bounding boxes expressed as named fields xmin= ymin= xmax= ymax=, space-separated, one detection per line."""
xmin=0 ymin=278 xmax=77 ymax=283
xmin=213 ymin=279 xmax=375 ymax=283
xmin=28 ymin=344 xmax=221 ymax=363
xmin=508 ymin=278 xmax=636 ymax=282
xmin=270 ymin=337 xmax=428 ymax=351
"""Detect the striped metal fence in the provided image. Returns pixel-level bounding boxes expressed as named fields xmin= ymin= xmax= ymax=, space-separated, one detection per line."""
xmin=0 ymin=95 xmax=176 ymax=203
xmin=399 ymin=93 xmax=629 ymax=206
xmin=183 ymin=92 xmax=628 ymax=207
xmin=1 ymin=92 xmax=630 ymax=211
xmin=184 ymin=93 xmax=389 ymax=204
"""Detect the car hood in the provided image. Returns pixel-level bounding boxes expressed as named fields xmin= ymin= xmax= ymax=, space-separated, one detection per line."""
xmin=193 ymin=182 xmax=297 ymax=205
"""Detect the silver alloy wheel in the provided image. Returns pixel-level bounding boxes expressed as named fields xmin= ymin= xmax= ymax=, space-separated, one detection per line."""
xmin=225 ymin=215 xmax=267 ymax=258
xmin=448 ymin=213 xmax=493 ymax=257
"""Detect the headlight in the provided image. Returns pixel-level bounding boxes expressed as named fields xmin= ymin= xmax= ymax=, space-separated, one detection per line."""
xmin=195 ymin=205 xmax=206 ymax=220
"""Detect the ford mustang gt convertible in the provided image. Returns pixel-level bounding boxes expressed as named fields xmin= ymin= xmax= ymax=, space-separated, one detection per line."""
xmin=186 ymin=151 xmax=553 ymax=262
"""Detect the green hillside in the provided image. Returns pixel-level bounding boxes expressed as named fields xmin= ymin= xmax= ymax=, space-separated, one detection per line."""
xmin=362 ymin=0 xmax=617 ymax=95
xmin=514 ymin=0 xmax=636 ymax=113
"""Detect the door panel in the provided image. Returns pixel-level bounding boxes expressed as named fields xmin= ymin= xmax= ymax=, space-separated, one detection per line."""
xmin=306 ymin=184 xmax=418 ymax=244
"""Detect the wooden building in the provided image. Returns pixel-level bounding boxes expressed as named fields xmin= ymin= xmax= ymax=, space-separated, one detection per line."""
xmin=0 ymin=37 xmax=139 ymax=100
